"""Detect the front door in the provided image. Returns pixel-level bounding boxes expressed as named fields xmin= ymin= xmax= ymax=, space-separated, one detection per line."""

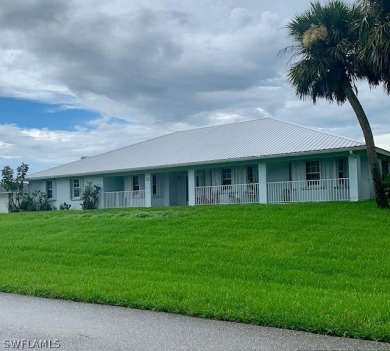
xmin=169 ymin=172 xmax=188 ymax=206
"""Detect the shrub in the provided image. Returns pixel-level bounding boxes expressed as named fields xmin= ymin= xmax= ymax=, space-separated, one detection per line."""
xmin=19 ymin=194 xmax=34 ymax=212
xmin=19 ymin=191 xmax=54 ymax=212
xmin=59 ymin=202 xmax=72 ymax=210
xmin=384 ymin=174 xmax=390 ymax=199
xmin=81 ymin=183 xmax=101 ymax=210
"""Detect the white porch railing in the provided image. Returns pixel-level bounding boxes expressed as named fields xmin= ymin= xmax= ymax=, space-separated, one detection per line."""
xmin=104 ymin=190 xmax=145 ymax=208
xmin=195 ymin=183 xmax=259 ymax=205
xmin=267 ymin=178 xmax=350 ymax=203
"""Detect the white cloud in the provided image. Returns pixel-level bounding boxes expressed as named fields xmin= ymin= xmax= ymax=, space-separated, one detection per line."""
xmin=375 ymin=134 xmax=390 ymax=152
xmin=0 ymin=121 xmax=171 ymax=173
xmin=0 ymin=0 xmax=388 ymax=173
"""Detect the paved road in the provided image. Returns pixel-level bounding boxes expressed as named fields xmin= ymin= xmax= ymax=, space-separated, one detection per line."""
xmin=0 ymin=293 xmax=388 ymax=351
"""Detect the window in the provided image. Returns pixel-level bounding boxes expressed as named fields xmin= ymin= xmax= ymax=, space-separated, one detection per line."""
xmin=306 ymin=161 xmax=320 ymax=183
xmin=222 ymin=168 xmax=232 ymax=185
xmin=247 ymin=166 xmax=255 ymax=183
xmin=46 ymin=180 xmax=54 ymax=200
xmin=152 ymin=174 xmax=160 ymax=197
xmin=133 ymin=176 xmax=140 ymax=191
xmin=337 ymin=158 xmax=349 ymax=179
xmin=71 ymin=178 xmax=81 ymax=199
xmin=382 ymin=160 xmax=389 ymax=181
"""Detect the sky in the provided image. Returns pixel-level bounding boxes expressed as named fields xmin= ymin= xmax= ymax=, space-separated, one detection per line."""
xmin=0 ymin=0 xmax=389 ymax=174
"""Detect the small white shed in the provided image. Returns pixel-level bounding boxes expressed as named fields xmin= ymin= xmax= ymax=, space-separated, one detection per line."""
xmin=0 ymin=192 xmax=10 ymax=213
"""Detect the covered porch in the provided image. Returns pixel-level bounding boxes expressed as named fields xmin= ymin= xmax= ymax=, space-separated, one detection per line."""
xmin=192 ymin=155 xmax=360 ymax=205
xmin=102 ymin=171 xmax=189 ymax=208
xmin=101 ymin=153 xmax=367 ymax=208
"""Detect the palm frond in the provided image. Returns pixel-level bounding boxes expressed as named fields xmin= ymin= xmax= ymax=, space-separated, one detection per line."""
xmin=354 ymin=0 xmax=390 ymax=89
xmin=284 ymin=0 xmax=358 ymax=104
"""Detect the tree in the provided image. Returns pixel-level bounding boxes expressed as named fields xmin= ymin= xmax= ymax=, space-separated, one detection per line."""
xmin=1 ymin=163 xmax=54 ymax=212
xmin=284 ymin=0 xmax=389 ymax=208
xmin=366 ymin=0 xmax=390 ymax=12
xmin=355 ymin=0 xmax=390 ymax=91
xmin=1 ymin=163 xmax=29 ymax=211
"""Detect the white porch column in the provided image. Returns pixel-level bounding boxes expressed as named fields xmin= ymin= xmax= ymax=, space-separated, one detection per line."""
xmin=145 ymin=173 xmax=152 ymax=207
xmin=188 ymin=169 xmax=196 ymax=206
xmin=258 ymin=163 xmax=267 ymax=204
xmin=348 ymin=154 xmax=360 ymax=201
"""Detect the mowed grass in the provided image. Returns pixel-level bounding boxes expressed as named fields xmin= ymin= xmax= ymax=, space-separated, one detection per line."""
xmin=0 ymin=201 xmax=389 ymax=341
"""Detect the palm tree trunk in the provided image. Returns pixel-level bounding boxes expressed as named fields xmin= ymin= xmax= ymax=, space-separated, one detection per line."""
xmin=344 ymin=84 xmax=389 ymax=208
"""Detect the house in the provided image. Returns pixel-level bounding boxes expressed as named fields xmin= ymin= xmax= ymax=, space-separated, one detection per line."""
xmin=27 ymin=118 xmax=390 ymax=209
xmin=0 ymin=187 xmax=11 ymax=213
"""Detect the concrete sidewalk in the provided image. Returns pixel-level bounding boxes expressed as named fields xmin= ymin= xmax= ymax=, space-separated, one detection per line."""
xmin=0 ymin=293 xmax=388 ymax=351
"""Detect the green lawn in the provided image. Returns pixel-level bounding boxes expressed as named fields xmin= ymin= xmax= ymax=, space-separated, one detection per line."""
xmin=0 ymin=201 xmax=389 ymax=341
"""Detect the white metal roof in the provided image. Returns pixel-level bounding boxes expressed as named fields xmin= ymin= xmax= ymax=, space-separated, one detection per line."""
xmin=28 ymin=118 xmax=365 ymax=180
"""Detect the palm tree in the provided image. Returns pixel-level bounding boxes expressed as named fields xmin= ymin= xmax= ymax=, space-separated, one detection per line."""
xmin=284 ymin=0 xmax=389 ymax=208
xmin=366 ymin=0 xmax=390 ymax=14
xmin=355 ymin=0 xmax=390 ymax=92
